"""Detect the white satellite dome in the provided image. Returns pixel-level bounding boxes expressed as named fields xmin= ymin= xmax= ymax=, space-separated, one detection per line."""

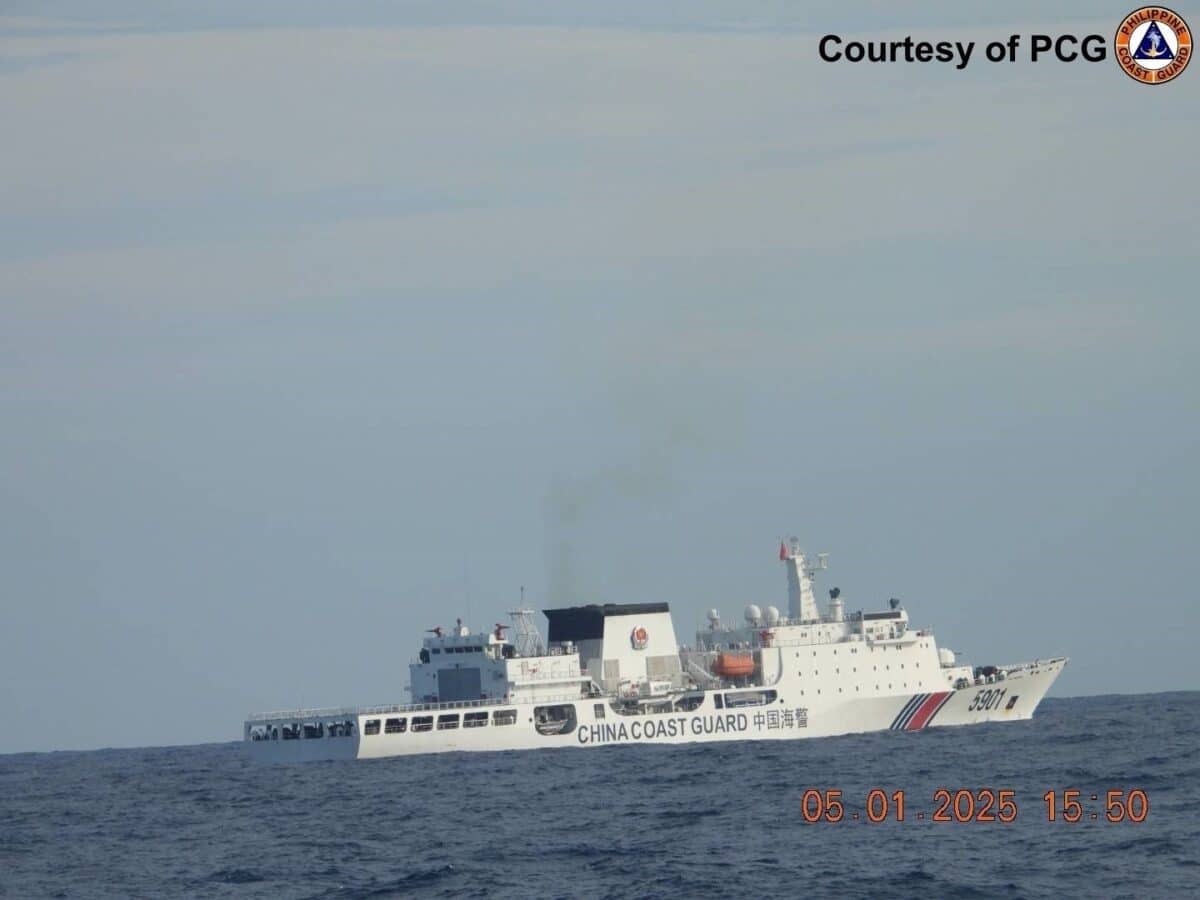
xmin=744 ymin=604 xmax=762 ymax=625
xmin=764 ymin=605 xmax=781 ymax=626
xmin=938 ymin=647 xmax=956 ymax=667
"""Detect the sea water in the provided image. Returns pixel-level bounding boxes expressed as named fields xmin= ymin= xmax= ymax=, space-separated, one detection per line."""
xmin=1 ymin=692 xmax=1196 ymax=898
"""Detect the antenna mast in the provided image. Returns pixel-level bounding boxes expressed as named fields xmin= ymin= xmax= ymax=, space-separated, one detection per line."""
xmin=508 ymin=586 xmax=544 ymax=657
xmin=782 ymin=537 xmax=828 ymax=622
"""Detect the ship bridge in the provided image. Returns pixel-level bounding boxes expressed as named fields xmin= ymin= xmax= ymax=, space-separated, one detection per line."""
xmin=408 ymin=617 xmax=590 ymax=705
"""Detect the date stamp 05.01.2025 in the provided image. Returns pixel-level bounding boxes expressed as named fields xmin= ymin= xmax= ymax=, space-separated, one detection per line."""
xmin=801 ymin=789 xmax=1149 ymax=824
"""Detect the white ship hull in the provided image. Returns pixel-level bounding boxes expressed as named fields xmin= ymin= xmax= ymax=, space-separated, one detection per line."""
xmin=245 ymin=656 xmax=1066 ymax=763
xmin=244 ymin=540 xmax=1069 ymax=762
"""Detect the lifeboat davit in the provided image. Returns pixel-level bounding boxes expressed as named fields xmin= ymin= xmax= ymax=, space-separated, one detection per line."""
xmin=713 ymin=652 xmax=755 ymax=678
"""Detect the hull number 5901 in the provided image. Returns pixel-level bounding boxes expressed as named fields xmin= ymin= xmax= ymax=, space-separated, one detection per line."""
xmin=968 ymin=688 xmax=1007 ymax=712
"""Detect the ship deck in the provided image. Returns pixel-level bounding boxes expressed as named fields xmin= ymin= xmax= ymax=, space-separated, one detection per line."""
xmin=245 ymin=691 xmax=590 ymax=724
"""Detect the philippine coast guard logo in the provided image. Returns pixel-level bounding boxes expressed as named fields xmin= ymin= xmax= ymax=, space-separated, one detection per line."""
xmin=630 ymin=626 xmax=649 ymax=650
xmin=1116 ymin=7 xmax=1192 ymax=83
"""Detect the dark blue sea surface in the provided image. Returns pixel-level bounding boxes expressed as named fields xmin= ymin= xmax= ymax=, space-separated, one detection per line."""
xmin=1 ymin=692 xmax=1197 ymax=899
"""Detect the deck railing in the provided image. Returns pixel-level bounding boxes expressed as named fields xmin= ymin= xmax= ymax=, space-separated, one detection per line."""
xmin=246 ymin=691 xmax=593 ymax=723
xmin=993 ymin=656 xmax=1068 ymax=675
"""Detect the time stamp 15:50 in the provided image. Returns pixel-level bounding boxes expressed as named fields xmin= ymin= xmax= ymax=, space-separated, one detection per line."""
xmin=801 ymin=789 xmax=1150 ymax=824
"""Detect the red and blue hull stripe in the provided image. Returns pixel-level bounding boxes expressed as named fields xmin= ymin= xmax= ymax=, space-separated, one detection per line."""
xmin=890 ymin=691 xmax=952 ymax=731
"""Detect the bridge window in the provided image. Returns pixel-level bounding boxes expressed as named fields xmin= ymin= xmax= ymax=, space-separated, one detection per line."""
xmin=437 ymin=714 xmax=460 ymax=730
xmin=364 ymin=719 xmax=381 ymax=735
xmin=384 ymin=717 xmax=407 ymax=734
xmin=493 ymin=709 xmax=517 ymax=726
xmin=464 ymin=712 xmax=488 ymax=728
xmin=411 ymin=716 xmax=434 ymax=733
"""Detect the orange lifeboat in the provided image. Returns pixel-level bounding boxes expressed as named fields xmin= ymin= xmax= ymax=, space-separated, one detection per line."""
xmin=713 ymin=652 xmax=755 ymax=678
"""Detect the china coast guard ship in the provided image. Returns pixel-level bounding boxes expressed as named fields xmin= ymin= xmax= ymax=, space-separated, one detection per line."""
xmin=244 ymin=540 xmax=1067 ymax=761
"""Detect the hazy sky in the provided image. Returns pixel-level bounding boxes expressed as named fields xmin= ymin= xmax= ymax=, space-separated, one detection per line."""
xmin=2 ymin=2 xmax=1196 ymax=753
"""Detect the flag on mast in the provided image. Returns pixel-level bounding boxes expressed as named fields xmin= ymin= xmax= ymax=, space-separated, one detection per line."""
xmin=779 ymin=541 xmax=788 ymax=561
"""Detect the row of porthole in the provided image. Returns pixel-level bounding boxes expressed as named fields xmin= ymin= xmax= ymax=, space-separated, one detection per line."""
xmin=796 ymin=682 xmax=924 ymax=696
xmin=795 ymin=661 xmax=920 ymax=676
xmin=802 ymin=644 xmax=920 ymax=658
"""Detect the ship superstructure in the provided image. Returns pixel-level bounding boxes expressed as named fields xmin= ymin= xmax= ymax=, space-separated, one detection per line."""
xmin=244 ymin=539 xmax=1066 ymax=761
